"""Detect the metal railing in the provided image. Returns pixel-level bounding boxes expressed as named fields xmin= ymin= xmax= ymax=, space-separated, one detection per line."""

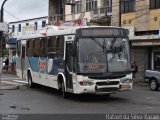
xmin=92 ymin=6 xmax=112 ymax=17
xmin=51 ymin=14 xmax=65 ymax=22
xmin=49 ymin=6 xmax=112 ymax=25
xmin=65 ymin=0 xmax=75 ymax=5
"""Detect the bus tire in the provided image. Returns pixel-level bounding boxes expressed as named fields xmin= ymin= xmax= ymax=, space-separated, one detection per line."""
xmin=150 ymin=79 xmax=159 ymax=91
xmin=61 ymin=81 xmax=68 ymax=98
xmin=28 ymin=72 xmax=35 ymax=88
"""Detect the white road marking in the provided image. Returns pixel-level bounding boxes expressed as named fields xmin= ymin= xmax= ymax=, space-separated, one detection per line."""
xmin=12 ymin=80 xmax=28 ymax=84
xmin=2 ymin=80 xmax=28 ymax=85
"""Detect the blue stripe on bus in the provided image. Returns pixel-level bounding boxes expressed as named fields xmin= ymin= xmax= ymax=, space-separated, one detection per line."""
xmin=28 ymin=57 xmax=39 ymax=72
xmin=28 ymin=57 xmax=64 ymax=75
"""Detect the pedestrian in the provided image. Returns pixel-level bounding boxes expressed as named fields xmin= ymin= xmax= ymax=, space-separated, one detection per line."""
xmin=131 ymin=61 xmax=138 ymax=83
xmin=5 ymin=57 xmax=9 ymax=71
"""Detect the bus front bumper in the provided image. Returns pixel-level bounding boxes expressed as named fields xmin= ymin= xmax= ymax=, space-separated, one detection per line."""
xmin=74 ymin=83 xmax=132 ymax=95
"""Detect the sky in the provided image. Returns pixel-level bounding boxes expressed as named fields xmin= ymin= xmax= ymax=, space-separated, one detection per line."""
xmin=0 ymin=0 xmax=48 ymax=22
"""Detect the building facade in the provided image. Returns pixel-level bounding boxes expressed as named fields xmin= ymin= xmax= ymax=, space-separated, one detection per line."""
xmin=7 ymin=16 xmax=48 ymax=72
xmin=112 ymin=0 xmax=160 ymax=80
xmin=48 ymin=0 xmax=160 ymax=80
xmin=9 ymin=16 xmax=48 ymax=38
xmin=48 ymin=0 xmax=112 ymax=26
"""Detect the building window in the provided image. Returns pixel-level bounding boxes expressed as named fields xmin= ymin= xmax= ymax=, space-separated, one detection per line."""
xmin=42 ymin=20 xmax=46 ymax=27
xmin=18 ymin=24 xmax=21 ymax=32
xmin=71 ymin=1 xmax=82 ymax=13
xmin=154 ymin=17 xmax=158 ymax=21
xmin=121 ymin=0 xmax=135 ymax=13
xmin=150 ymin=0 xmax=160 ymax=9
xmin=86 ymin=0 xmax=97 ymax=11
xmin=105 ymin=0 xmax=112 ymax=6
xmin=12 ymin=25 xmax=15 ymax=33
xmin=154 ymin=52 xmax=160 ymax=70
xmin=103 ymin=0 xmax=112 ymax=13
xmin=92 ymin=0 xmax=97 ymax=10
xmin=34 ymin=22 xmax=38 ymax=30
xmin=123 ymin=20 xmax=126 ymax=24
xmin=26 ymin=23 xmax=29 ymax=26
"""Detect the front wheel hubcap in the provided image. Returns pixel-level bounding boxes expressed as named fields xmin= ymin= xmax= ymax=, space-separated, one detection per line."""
xmin=151 ymin=81 xmax=156 ymax=90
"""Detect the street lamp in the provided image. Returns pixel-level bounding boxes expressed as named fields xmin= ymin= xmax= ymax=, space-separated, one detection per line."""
xmin=0 ymin=0 xmax=7 ymax=76
xmin=119 ymin=0 xmax=121 ymax=27
xmin=1 ymin=0 xmax=7 ymax=22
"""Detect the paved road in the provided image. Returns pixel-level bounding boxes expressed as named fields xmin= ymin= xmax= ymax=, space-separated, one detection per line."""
xmin=0 ymin=73 xmax=160 ymax=114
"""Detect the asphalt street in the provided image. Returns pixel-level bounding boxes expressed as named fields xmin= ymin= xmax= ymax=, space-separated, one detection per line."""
xmin=0 ymin=73 xmax=160 ymax=114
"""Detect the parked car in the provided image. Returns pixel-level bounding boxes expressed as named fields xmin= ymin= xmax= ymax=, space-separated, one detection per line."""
xmin=145 ymin=70 xmax=160 ymax=91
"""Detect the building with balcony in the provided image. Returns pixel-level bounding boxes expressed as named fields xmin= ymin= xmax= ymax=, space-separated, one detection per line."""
xmin=48 ymin=0 xmax=112 ymax=26
xmin=49 ymin=0 xmax=65 ymax=24
xmin=112 ymin=0 xmax=160 ymax=80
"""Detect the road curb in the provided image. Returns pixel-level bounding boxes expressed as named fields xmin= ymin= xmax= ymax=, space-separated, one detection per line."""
xmin=0 ymin=82 xmax=19 ymax=90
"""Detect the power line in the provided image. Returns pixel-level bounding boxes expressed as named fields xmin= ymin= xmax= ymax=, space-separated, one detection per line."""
xmin=4 ymin=9 xmax=21 ymax=21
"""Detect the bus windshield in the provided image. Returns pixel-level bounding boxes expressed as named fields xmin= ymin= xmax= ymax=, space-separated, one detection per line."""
xmin=78 ymin=37 xmax=131 ymax=73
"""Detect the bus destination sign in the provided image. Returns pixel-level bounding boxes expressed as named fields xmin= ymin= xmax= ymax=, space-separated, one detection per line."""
xmin=76 ymin=28 xmax=128 ymax=37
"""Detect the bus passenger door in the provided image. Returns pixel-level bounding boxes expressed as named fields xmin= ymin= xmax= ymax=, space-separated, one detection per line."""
xmin=21 ymin=45 xmax=26 ymax=79
xmin=65 ymin=40 xmax=74 ymax=91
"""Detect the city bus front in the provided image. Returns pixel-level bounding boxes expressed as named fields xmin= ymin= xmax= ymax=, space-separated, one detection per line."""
xmin=73 ymin=27 xmax=132 ymax=94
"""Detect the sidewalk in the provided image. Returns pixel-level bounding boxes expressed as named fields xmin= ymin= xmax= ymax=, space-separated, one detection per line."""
xmin=0 ymin=73 xmax=20 ymax=90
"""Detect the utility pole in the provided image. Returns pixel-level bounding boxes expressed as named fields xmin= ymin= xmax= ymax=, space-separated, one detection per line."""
xmin=0 ymin=0 xmax=7 ymax=83
xmin=119 ymin=0 xmax=121 ymax=27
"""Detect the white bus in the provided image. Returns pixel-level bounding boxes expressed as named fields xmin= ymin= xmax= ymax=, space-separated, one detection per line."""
xmin=16 ymin=26 xmax=133 ymax=98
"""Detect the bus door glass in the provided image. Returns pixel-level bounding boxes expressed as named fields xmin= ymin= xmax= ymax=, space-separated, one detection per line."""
xmin=65 ymin=36 xmax=75 ymax=90
xmin=16 ymin=41 xmax=22 ymax=78
xmin=21 ymin=44 xmax=26 ymax=79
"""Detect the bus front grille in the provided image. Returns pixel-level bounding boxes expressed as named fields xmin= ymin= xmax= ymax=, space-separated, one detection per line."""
xmin=96 ymin=81 xmax=120 ymax=86
xmin=96 ymin=87 xmax=118 ymax=92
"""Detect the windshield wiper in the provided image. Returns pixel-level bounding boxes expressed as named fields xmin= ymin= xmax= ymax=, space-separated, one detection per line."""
xmin=89 ymin=36 xmax=104 ymax=50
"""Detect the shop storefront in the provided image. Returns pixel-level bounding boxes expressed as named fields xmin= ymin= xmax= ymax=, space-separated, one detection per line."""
xmin=6 ymin=38 xmax=16 ymax=72
xmin=130 ymin=39 xmax=160 ymax=81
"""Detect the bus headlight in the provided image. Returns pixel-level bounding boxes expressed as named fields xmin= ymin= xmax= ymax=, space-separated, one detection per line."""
xmin=120 ymin=78 xmax=132 ymax=84
xmin=79 ymin=81 xmax=94 ymax=86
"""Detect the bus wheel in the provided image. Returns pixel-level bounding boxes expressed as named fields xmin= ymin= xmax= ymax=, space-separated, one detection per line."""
xmin=28 ymin=72 xmax=35 ymax=88
xmin=150 ymin=79 xmax=159 ymax=91
xmin=61 ymin=81 xmax=68 ymax=98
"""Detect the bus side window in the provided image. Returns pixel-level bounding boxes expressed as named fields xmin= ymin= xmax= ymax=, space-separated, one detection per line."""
xmin=56 ymin=36 xmax=64 ymax=58
xmin=33 ymin=38 xmax=40 ymax=57
xmin=48 ymin=37 xmax=56 ymax=59
xmin=40 ymin=38 xmax=48 ymax=57
xmin=48 ymin=36 xmax=64 ymax=59
xmin=26 ymin=39 xmax=33 ymax=57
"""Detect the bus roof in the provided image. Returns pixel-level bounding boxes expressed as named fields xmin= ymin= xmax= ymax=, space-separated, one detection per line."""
xmin=17 ymin=25 xmax=126 ymax=40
